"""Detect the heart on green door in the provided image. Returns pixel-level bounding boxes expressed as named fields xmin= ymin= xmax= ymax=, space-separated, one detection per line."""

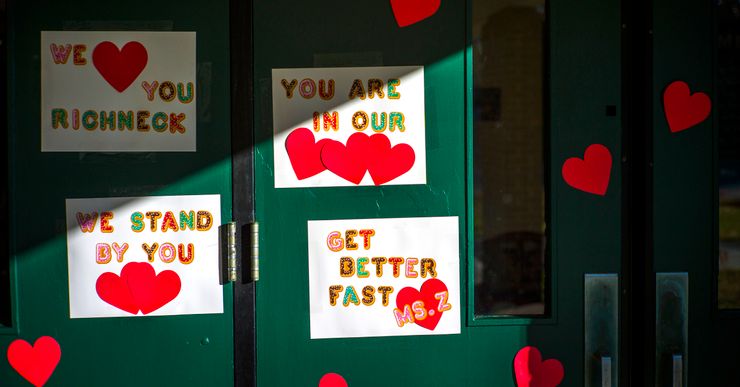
xmin=662 ymin=80 xmax=711 ymax=133
xmin=513 ymin=346 xmax=564 ymax=387
xmin=561 ymin=144 xmax=612 ymax=196
xmin=7 ymin=336 xmax=61 ymax=387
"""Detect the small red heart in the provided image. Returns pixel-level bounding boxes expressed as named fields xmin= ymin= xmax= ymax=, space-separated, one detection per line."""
xmin=96 ymin=271 xmax=140 ymax=314
xmin=663 ymin=80 xmax=711 ymax=133
xmin=318 ymin=372 xmax=348 ymax=387
xmin=321 ymin=132 xmax=372 ymax=184
xmin=92 ymin=41 xmax=148 ymax=93
xmin=390 ymin=0 xmax=441 ymax=27
xmin=366 ymin=134 xmax=415 ymax=185
xmin=122 ymin=262 xmax=181 ymax=315
xmin=285 ymin=128 xmax=334 ymax=180
xmin=395 ymin=278 xmax=449 ymax=331
xmin=561 ymin=144 xmax=612 ymax=196
xmin=7 ymin=336 xmax=61 ymax=387
xmin=514 ymin=346 xmax=564 ymax=387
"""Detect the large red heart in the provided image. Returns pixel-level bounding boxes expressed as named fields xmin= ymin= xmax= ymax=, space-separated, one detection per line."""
xmin=390 ymin=0 xmax=441 ymax=27
xmin=96 ymin=271 xmax=140 ymax=314
xmin=318 ymin=373 xmax=348 ymax=387
xmin=514 ymin=346 xmax=564 ymax=387
xmin=561 ymin=144 xmax=612 ymax=196
xmin=285 ymin=128 xmax=334 ymax=180
xmin=321 ymin=132 xmax=372 ymax=184
xmin=96 ymin=262 xmax=181 ymax=315
xmin=92 ymin=41 xmax=148 ymax=93
xmin=366 ymin=134 xmax=415 ymax=185
xmin=395 ymin=278 xmax=449 ymax=331
xmin=123 ymin=262 xmax=182 ymax=314
xmin=663 ymin=80 xmax=711 ymax=133
xmin=7 ymin=336 xmax=61 ymax=387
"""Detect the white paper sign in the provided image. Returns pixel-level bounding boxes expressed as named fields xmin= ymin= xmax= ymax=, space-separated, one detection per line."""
xmin=308 ymin=216 xmax=460 ymax=339
xmin=66 ymin=195 xmax=222 ymax=318
xmin=41 ymin=31 xmax=196 ymax=152
xmin=272 ymin=66 xmax=426 ymax=188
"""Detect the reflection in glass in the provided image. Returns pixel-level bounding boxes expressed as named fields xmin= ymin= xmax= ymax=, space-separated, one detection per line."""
xmin=473 ymin=0 xmax=547 ymax=316
xmin=717 ymin=1 xmax=740 ymax=309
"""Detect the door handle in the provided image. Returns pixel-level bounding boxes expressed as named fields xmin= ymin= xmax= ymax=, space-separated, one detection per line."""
xmin=601 ymin=356 xmax=612 ymax=387
xmin=585 ymin=274 xmax=618 ymax=387
xmin=672 ymin=354 xmax=683 ymax=387
xmin=656 ymin=273 xmax=688 ymax=387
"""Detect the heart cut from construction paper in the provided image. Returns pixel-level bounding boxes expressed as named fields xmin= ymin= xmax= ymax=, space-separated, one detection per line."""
xmin=366 ymin=134 xmax=415 ymax=185
xmin=663 ymin=80 xmax=711 ymax=133
xmin=7 ymin=336 xmax=61 ymax=387
xmin=561 ymin=144 xmax=612 ymax=196
xmin=92 ymin=41 xmax=148 ymax=92
xmin=96 ymin=270 xmax=140 ymax=314
xmin=318 ymin=372 xmax=348 ymax=387
xmin=513 ymin=346 xmax=564 ymax=387
xmin=123 ymin=261 xmax=182 ymax=314
xmin=285 ymin=128 xmax=334 ymax=180
xmin=321 ymin=132 xmax=372 ymax=184
xmin=390 ymin=0 xmax=441 ymax=27
xmin=395 ymin=278 xmax=449 ymax=331
xmin=96 ymin=261 xmax=181 ymax=315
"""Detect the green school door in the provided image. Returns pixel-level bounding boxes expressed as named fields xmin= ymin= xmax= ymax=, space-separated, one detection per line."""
xmin=253 ymin=0 xmax=740 ymax=386
xmin=253 ymin=0 xmax=621 ymax=386
xmin=1 ymin=0 xmax=235 ymax=386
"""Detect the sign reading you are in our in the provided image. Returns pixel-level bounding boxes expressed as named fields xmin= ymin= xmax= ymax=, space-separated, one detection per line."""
xmin=41 ymin=31 xmax=196 ymax=152
xmin=272 ymin=66 xmax=426 ymax=188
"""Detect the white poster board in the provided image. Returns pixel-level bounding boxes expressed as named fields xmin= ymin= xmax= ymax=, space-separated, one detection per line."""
xmin=41 ymin=31 xmax=196 ymax=152
xmin=307 ymin=216 xmax=460 ymax=339
xmin=272 ymin=66 xmax=426 ymax=188
xmin=66 ymin=195 xmax=222 ymax=318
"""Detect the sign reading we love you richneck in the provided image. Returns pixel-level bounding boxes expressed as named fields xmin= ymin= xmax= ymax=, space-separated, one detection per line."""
xmin=41 ymin=31 xmax=196 ymax=152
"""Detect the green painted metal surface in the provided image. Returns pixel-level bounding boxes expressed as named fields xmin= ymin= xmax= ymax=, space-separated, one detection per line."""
xmin=0 ymin=0 xmax=234 ymax=385
xmin=254 ymin=1 xmax=621 ymax=386
xmin=652 ymin=1 xmax=740 ymax=385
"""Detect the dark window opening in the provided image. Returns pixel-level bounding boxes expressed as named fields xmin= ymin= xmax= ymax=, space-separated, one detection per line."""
xmin=472 ymin=0 xmax=549 ymax=316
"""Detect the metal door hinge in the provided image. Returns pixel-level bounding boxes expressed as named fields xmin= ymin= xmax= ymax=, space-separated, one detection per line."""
xmin=250 ymin=222 xmax=260 ymax=282
xmin=218 ymin=221 xmax=259 ymax=284
xmin=219 ymin=222 xmax=237 ymax=284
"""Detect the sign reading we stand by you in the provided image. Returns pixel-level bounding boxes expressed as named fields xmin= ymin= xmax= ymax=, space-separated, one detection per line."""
xmin=66 ymin=195 xmax=222 ymax=318
xmin=308 ymin=216 xmax=460 ymax=339
xmin=41 ymin=31 xmax=196 ymax=152
xmin=272 ymin=66 xmax=426 ymax=188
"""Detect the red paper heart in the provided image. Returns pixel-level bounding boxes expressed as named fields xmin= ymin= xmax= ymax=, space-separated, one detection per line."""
xmin=92 ymin=41 xmax=148 ymax=92
xmin=366 ymin=134 xmax=415 ymax=185
xmin=285 ymin=128 xmax=334 ymax=180
xmin=561 ymin=144 xmax=612 ymax=196
xmin=514 ymin=346 xmax=564 ymax=387
xmin=318 ymin=373 xmax=348 ymax=387
xmin=663 ymin=80 xmax=711 ymax=133
xmin=395 ymin=278 xmax=449 ymax=331
xmin=96 ymin=262 xmax=181 ymax=315
xmin=390 ymin=0 xmax=441 ymax=27
xmin=7 ymin=336 xmax=61 ymax=387
xmin=123 ymin=262 xmax=181 ymax=315
xmin=321 ymin=132 xmax=372 ymax=184
xmin=96 ymin=271 xmax=140 ymax=314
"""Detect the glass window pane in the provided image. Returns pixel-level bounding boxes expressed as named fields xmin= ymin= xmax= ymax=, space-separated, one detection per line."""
xmin=717 ymin=1 xmax=740 ymax=310
xmin=472 ymin=0 xmax=548 ymax=316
